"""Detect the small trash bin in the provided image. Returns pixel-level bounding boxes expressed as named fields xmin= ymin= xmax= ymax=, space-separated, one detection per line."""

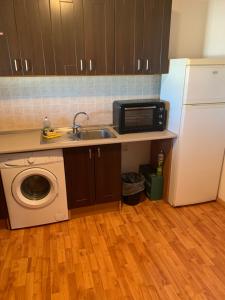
xmin=122 ymin=172 xmax=145 ymax=205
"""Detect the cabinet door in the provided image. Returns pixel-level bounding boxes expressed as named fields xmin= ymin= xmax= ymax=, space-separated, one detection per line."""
xmin=0 ymin=0 xmax=22 ymax=76
xmin=0 ymin=34 xmax=12 ymax=76
xmin=94 ymin=144 xmax=121 ymax=204
xmin=115 ymin=0 xmax=172 ymax=75
xmin=0 ymin=174 xmax=8 ymax=220
xmin=160 ymin=0 xmax=172 ymax=74
xmin=37 ymin=0 xmax=56 ymax=75
xmin=83 ymin=0 xmax=115 ymax=75
xmin=63 ymin=147 xmax=95 ymax=209
xmin=0 ymin=0 xmax=55 ymax=76
xmin=14 ymin=0 xmax=55 ymax=75
xmin=51 ymin=0 xmax=85 ymax=75
xmin=115 ymin=0 xmax=135 ymax=74
xmin=134 ymin=0 xmax=145 ymax=74
xmin=143 ymin=0 xmax=172 ymax=74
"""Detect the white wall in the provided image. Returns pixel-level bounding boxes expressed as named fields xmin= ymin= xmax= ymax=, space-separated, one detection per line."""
xmin=204 ymin=0 xmax=225 ymax=57
xmin=122 ymin=142 xmax=151 ymax=173
xmin=169 ymin=0 xmax=209 ymax=58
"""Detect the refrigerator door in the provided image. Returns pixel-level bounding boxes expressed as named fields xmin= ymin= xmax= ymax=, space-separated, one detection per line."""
xmin=171 ymin=104 xmax=225 ymax=206
xmin=184 ymin=65 xmax=225 ymax=104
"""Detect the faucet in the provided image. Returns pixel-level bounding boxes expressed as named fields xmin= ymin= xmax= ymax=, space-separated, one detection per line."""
xmin=72 ymin=112 xmax=89 ymax=135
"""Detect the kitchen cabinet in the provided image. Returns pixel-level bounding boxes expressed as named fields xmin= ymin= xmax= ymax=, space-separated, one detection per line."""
xmin=0 ymin=34 xmax=12 ymax=76
xmin=63 ymin=144 xmax=121 ymax=208
xmin=0 ymin=174 xmax=8 ymax=220
xmin=50 ymin=0 xmax=82 ymax=75
xmin=63 ymin=147 xmax=95 ymax=208
xmin=115 ymin=0 xmax=172 ymax=74
xmin=114 ymin=0 xmax=136 ymax=74
xmin=94 ymin=144 xmax=121 ymax=203
xmin=0 ymin=0 xmax=55 ymax=76
xmin=0 ymin=0 xmax=171 ymax=76
xmin=82 ymin=0 xmax=115 ymax=75
xmin=0 ymin=0 xmax=22 ymax=76
xmin=51 ymin=0 xmax=114 ymax=75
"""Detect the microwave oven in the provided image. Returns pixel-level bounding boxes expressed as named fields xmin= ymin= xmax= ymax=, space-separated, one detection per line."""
xmin=113 ymin=99 xmax=166 ymax=134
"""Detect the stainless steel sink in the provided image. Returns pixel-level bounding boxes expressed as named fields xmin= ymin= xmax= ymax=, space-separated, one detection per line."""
xmin=68 ymin=128 xmax=116 ymax=140
xmin=41 ymin=127 xmax=117 ymax=144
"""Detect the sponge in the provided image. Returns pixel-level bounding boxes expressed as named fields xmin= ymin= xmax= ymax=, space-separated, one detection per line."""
xmin=42 ymin=131 xmax=62 ymax=139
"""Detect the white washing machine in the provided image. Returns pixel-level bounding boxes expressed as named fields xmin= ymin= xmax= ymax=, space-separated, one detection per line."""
xmin=0 ymin=149 xmax=69 ymax=229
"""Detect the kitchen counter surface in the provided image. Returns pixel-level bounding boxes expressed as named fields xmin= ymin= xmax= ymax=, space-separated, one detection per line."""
xmin=0 ymin=127 xmax=176 ymax=154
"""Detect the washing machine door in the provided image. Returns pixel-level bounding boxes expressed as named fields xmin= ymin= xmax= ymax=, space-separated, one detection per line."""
xmin=12 ymin=168 xmax=58 ymax=208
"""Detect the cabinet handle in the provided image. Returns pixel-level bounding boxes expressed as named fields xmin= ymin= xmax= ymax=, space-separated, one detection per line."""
xmin=14 ymin=59 xmax=18 ymax=72
xmin=89 ymin=59 xmax=93 ymax=72
xmin=0 ymin=32 xmax=4 ymax=36
xmin=89 ymin=148 xmax=92 ymax=160
xmin=137 ymin=59 xmax=141 ymax=72
xmin=146 ymin=59 xmax=150 ymax=71
xmin=80 ymin=59 xmax=84 ymax=72
xmin=24 ymin=59 xmax=29 ymax=72
xmin=97 ymin=147 xmax=101 ymax=158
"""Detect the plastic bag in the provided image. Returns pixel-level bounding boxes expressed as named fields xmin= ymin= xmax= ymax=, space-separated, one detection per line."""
xmin=122 ymin=172 xmax=145 ymax=196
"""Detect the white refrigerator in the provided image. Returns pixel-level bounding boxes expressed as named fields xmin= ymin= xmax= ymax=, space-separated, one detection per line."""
xmin=160 ymin=58 xmax=225 ymax=206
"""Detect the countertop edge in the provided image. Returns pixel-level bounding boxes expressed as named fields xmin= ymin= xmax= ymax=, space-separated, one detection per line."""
xmin=0 ymin=129 xmax=176 ymax=155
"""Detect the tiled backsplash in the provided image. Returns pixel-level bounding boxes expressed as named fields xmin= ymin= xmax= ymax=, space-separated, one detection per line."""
xmin=0 ymin=75 xmax=160 ymax=131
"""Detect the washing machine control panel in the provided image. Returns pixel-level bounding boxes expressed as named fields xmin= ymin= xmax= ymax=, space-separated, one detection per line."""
xmin=0 ymin=149 xmax=63 ymax=168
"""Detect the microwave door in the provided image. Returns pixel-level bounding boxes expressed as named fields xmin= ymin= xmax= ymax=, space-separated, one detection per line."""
xmin=124 ymin=106 xmax=156 ymax=129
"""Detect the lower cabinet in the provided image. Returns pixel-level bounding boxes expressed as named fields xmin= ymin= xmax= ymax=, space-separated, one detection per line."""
xmin=63 ymin=144 xmax=121 ymax=209
xmin=0 ymin=174 xmax=8 ymax=220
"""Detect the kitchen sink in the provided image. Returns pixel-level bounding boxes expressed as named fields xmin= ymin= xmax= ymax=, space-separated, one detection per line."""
xmin=68 ymin=128 xmax=116 ymax=140
xmin=41 ymin=127 xmax=117 ymax=144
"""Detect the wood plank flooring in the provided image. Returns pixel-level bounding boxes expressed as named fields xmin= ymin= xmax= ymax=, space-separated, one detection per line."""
xmin=1 ymin=200 xmax=225 ymax=299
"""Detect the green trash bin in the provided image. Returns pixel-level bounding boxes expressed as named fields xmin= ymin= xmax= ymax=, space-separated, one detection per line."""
xmin=148 ymin=174 xmax=164 ymax=200
xmin=139 ymin=164 xmax=164 ymax=200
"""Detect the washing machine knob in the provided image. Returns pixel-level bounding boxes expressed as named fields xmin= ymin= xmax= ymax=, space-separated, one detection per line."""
xmin=27 ymin=158 xmax=35 ymax=165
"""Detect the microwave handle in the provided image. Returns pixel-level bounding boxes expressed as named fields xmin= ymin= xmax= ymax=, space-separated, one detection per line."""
xmin=124 ymin=106 xmax=157 ymax=111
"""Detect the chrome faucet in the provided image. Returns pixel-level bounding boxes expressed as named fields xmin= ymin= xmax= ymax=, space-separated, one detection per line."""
xmin=72 ymin=112 xmax=89 ymax=135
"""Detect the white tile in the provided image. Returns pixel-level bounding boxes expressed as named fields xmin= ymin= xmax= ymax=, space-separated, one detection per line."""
xmin=0 ymin=75 xmax=161 ymax=131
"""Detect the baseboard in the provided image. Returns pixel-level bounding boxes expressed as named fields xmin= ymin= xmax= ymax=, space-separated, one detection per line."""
xmin=69 ymin=201 xmax=121 ymax=218
xmin=217 ymin=197 xmax=225 ymax=207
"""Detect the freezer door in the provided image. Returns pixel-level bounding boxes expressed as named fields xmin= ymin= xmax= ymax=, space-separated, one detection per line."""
xmin=171 ymin=104 xmax=225 ymax=206
xmin=184 ymin=65 xmax=225 ymax=104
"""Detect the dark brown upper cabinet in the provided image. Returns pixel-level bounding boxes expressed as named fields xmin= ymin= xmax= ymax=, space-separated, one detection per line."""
xmin=0 ymin=34 xmax=13 ymax=76
xmin=0 ymin=0 xmax=55 ymax=76
xmin=115 ymin=0 xmax=172 ymax=75
xmin=83 ymin=0 xmax=115 ymax=75
xmin=143 ymin=0 xmax=172 ymax=74
xmin=115 ymin=0 xmax=136 ymax=75
xmin=50 ymin=0 xmax=83 ymax=75
xmin=51 ymin=0 xmax=114 ymax=75
xmin=0 ymin=0 xmax=22 ymax=76
xmin=0 ymin=0 xmax=171 ymax=76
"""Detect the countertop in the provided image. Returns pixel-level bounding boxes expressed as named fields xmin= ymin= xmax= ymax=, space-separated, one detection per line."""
xmin=0 ymin=126 xmax=176 ymax=154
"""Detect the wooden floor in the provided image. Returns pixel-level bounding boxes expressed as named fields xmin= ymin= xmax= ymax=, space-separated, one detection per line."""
xmin=1 ymin=200 xmax=225 ymax=299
